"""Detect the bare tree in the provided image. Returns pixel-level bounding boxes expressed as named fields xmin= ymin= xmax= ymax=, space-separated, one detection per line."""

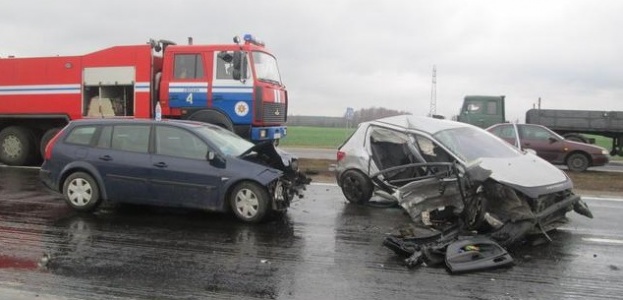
xmin=352 ymin=107 xmax=411 ymax=124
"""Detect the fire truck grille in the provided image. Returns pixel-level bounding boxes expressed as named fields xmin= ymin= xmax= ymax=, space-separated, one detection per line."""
xmin=262 ymin=103 xmax=286 ymax=124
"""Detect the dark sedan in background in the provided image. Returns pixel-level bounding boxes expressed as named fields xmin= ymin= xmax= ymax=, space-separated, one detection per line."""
xmin=487 ymin=123 xmax=609 ymax=172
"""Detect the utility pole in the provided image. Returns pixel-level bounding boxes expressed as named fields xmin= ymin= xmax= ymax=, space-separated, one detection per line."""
xmin=428 ymin=65 xmax=437 ymax=117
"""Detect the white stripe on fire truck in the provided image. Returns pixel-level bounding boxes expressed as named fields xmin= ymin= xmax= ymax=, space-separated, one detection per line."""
xmin=168 ymin=82 xmax=208 ymax=93
xmin=0 ymin=84 xmax=81 ymax=95
xmin=273 ymin=89 xmax=282 ymax=103
xmin=213 ymin=86 xmax=253 ymax=94
xmin=135 ymin=82 xmax=150 ymax=92
xmin=169 ymin=82 xmax=208 ymax=87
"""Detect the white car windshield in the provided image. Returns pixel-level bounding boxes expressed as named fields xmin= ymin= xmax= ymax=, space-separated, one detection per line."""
xmin=194 ymin=125 xmax=254 ymax=156
xmin=434 ymin=126 xmax=520 ymax=162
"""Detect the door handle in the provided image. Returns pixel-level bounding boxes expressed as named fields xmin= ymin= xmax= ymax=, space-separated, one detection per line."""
xmin=153 ymin=162 xmax=167 ymax=168
xmin=99 ymin=155 xmax=112 ymax=161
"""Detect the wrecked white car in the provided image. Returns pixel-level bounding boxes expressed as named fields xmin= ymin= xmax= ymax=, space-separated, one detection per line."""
xmin=336 ymin=115 xmax=592 ymax=272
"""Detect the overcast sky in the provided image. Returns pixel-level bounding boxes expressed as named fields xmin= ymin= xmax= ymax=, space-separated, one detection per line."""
xmin=2 ymin=0 xmax=622 ymax=122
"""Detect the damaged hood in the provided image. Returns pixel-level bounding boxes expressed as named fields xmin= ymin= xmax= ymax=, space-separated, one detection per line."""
xmin=239 ymin=142 xmax=311 ymax=190
xmin=476 ymin=153 xmax=573 ymax=198
xmin=242 ymin=141 xmax=294 ymax=170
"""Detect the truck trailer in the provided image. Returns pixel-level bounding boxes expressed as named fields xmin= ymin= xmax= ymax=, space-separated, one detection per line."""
xmin=0 ymin=35 xmax=288 ymax=166
xmin=457 ymin=96 xmax=623 ymax=156
xmin=525 ymin=108 xmax=623 ymax=156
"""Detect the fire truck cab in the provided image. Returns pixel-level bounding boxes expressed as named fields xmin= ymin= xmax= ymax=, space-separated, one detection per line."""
xmin=0 ymin=35 xmax=288 ymax=166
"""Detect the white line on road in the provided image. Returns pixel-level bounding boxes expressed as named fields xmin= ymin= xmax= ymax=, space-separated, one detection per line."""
xmin=582 ymin=196 xmax=623 ymax=202
xmin=582 ymin=238 xmax=623 ymax=245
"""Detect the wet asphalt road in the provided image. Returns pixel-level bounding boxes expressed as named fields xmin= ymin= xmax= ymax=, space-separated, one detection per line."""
xmin=1 ymin=167 xmax=623 ymax=300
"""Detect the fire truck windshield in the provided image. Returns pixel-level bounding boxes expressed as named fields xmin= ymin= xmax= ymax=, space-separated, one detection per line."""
xmin=252 ymin=52 xmax=282 ymax=86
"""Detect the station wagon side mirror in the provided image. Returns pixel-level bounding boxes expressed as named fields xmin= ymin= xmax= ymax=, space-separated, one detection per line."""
xmin=207 ymin=151 xmax=226 ymax=168
xmin=548 ymin=137 xmax=557 ymax=144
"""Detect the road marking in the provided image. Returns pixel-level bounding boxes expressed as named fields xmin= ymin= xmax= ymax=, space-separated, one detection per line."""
xmin=582 ymin=238 xmax=623 ymax=245
xmin=582 ymin=196 xmax=623 ymax=202
xmin=311 ymin=182 xmax=338 ymax=187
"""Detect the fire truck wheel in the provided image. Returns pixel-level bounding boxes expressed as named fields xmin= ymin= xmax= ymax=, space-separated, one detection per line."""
xmin=0 ymin=126 xmax=36 ymax=166
xmin=40 ymin=128 xmax=62 ymax=157
xmin=188 ymin=110 xmax=234 ymax=132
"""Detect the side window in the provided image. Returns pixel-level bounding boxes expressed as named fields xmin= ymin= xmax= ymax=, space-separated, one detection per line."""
xmin=528 ymin=126 xmax=554 ymax=141
xmin=65 ymin=126 xmax=97 ymax=145
xmin=486 ymin=101 xmax=498 ymax=115
xmin=174 ymin=54 xmax=205 ymax=79
xmin=215 ymin=51 xmax=235 ymax=80
xmin=465 ymin=102 xmax=481 ymax=113
xmin=155 ymin=126 xmax=208 ymax=160
xmin=495 ymin=125 xmax=517 ymax=139
xmin=96 ymin=126 xmax=113 ymax=148
xmin=111 ymin=125 xmax=150 ymax=153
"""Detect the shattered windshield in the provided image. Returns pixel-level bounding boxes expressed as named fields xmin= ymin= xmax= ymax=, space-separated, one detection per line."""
xmin=194 ymin=125 xmax=254 ymax=156
xmin=433 ymin=126 xmax=520 ymax=162
xmin=253 ymin=51 xmax=282 ymax=85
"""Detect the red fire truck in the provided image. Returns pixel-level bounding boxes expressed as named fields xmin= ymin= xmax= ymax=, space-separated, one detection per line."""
xmin=0 ymin=35 xmax=288 ymax=166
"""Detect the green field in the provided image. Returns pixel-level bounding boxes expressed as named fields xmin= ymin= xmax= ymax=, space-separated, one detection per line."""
xmin=590 ymin=135 xmax=612 ymax=150
xmin=281 ymin=128 xmax=621 ymax=160
xmin=281 ymin=126 xmax=355 ymax=148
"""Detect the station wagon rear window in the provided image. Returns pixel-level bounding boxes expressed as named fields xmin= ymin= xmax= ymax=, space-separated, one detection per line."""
xmin=65 ymin=126 xmax=97 ymax=145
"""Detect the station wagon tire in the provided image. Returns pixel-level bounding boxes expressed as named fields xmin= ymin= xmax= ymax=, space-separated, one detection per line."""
xmin=566 ymin=153 xmax=589 ymax=172
xmin=340 ymin=170 xmax=373 ymax=204
xmin=62 ymin=172 xmax=102 ymax=212
xmin=230 ymin=182 xmax=269 ymax=222
xmin=0 ymin=126 xmax=36 ymax=166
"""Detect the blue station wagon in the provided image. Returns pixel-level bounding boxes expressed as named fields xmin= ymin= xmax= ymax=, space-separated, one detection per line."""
xmin=40 ymin=119 xmax=309 ymax=222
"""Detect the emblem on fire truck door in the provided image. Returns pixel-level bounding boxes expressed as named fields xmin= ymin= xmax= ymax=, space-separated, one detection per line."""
xmin=235 ymin=101 xmax=249 ymax=117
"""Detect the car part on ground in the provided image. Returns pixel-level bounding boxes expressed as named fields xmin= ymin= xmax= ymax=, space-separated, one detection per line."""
xmin=335 ymin=115 xmax=593 ymax=273
xmin=445 ymin=237 xmax=514 ymax=274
